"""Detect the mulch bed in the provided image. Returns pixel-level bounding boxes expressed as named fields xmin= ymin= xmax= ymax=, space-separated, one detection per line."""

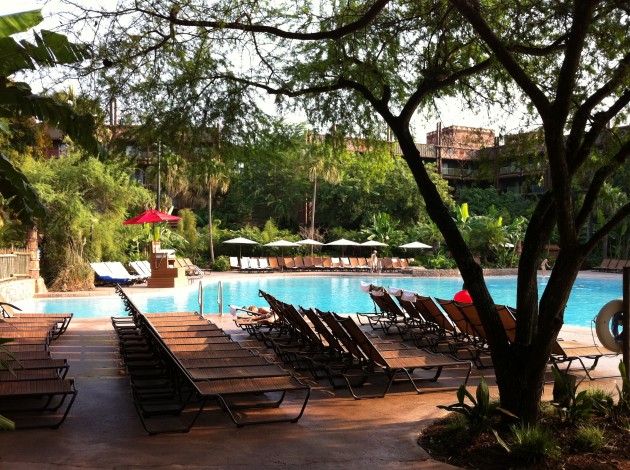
xmin=420 ymin=413 xmax=630 ymax=470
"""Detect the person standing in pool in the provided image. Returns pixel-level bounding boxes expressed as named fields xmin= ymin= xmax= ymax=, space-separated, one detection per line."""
xmin=540 ymin=258 xmax=551 ymax=277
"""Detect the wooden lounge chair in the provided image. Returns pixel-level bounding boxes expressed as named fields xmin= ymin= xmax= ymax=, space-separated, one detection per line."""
xmin=380 ymin=258 xmax=394 ymax=271
xmin=0 ymin=378 xmax=78 ymax=429
xmin=0 ymin=301 xmax=73 ymax=339
xmin=140 ymin=314 xmax=311 ymax=429
xmin=113 ymin=288 xmax=310 ymax=432
xmin=327 ymin=257 xmax=339 ymax=269
xmin=593 ymin=258 xmax=612 ymax=272
xmin=327 ymin=313 xmax=471 ymax=399
xmin=435 ymin=299 xmax=492 ymax=368
xmin=268 ymin=257 xmax=281 ymax=271
xmin=358 ymin=288 xmax=406 ymax=332
xmin=456 ymin=301 xmax=616 ymax=379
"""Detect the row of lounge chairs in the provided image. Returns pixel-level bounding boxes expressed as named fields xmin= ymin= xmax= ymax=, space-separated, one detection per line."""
xmin=112 ymin=286 xmax=310 ymax=434
xmin=233 ymin=291 xmax=472 ymax=399
xmin=359 ymin=284 xmax=617 ymax=379
xmin=0 ymin=299 xmax=76 ymax=429
xmin=91 ymin=259 xmax=204 ymax=286
xmin=592 ymin=258 xmax=630 ymax=273
xmin=230 ymin=256 xmax=414 ymax=272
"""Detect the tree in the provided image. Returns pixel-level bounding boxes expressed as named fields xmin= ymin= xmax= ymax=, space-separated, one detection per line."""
xmin=71 ymin=1 xmax=630 ymax=423
xmin=303 ymin=138 xmax=342 ymax=241
xmin=22 ymin=153 xmax=153 ymax=289
xmin=0 ymin=10 xmax=97 ymax=225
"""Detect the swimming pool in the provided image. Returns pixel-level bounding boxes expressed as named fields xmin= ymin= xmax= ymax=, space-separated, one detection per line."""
xmin=15 ymin=274 xmax=623 ymax=327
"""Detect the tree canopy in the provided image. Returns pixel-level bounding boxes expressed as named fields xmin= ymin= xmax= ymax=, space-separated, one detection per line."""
xmin=51 ymin=0 xmax=630 ymax=422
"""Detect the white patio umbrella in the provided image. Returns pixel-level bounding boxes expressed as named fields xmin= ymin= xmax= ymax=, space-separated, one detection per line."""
xmin=296 ymin=237 xmax=324 ymax=255
xmin=223 ymin=236 xmax=259 ymax=259
xmin=326 ymin=238 xmax=360 ymax=256
xmin=264 ymin=239 xmax=300 ymax=257
xmin=325 ymin=238 xmax=360 ymax=246
xmin=296 ymin=238 xmax=324 ymax=246
xmin=399 ymin=241 xmax=432 ymax=249
xmin=361 ymin=240 xmax=388 ymax=247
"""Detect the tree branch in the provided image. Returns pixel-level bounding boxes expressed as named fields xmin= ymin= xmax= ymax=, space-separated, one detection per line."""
xmin=552 ymin=1 xmax=597 ymax=121
xmin=506 ymin=32 xmax=569 ymax=56
xmin=148 ymin=0 xmax=392 ymax=41
xmin=449 ymin=0 xmax=551 ymax=117
xmin=575 ymin=139 xmax=630 ymax=230
xmin=569 ymin=86 xmax=630 ymax=174
xmin=399 ymin=58 xmax=492 ymax=125
xmin=585 ymin=202 xmax=630 ymax=253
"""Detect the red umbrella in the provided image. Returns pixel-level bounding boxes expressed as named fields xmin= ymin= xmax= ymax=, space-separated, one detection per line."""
xmin=123 ymin=209 xmax=180 ymax=225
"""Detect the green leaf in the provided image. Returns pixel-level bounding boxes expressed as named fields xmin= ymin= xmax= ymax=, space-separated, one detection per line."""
xmin=493 ymin=429 xmax=511 ymax=453
xmin=0 ymin=10 xmax=42 ymax=38
xmin=0 ymin=87 xmax=97 ymax=154
xmin=0 ymin=151 xmax=48 ymax=224
xmin=0 ymin=414 xmax=15 ymax=430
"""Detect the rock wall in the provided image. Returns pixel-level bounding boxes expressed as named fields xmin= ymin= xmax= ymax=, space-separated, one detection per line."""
xmin=407 ymin=268 xmax=518 ymax=277
xmin=0 ymin=277 xmax=47 ymax=302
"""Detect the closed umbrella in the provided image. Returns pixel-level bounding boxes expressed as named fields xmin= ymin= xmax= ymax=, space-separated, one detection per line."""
xmin=223 ymin=237 xmax=259 ymax=260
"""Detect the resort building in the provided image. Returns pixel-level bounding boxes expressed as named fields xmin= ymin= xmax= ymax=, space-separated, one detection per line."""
xmin=392 ymin=124 xmax=548 ymax=195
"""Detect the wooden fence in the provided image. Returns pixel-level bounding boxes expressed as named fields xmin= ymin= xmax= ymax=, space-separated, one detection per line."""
xmin=0 ymin=249 xmax=32 ymax=279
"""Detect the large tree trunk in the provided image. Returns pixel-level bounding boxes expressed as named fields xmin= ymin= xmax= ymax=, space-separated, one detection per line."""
xmin=392 ymin=122 xmax=576 ymax=423
xmin=208 ymin=184 xmax=214 ymax=262
xmin=311 ymin=173 xmax=317 ymax=236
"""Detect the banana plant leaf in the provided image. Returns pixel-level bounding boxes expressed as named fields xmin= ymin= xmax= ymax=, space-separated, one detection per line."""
xmin=0 ymin=151 xmax=48 ymax=224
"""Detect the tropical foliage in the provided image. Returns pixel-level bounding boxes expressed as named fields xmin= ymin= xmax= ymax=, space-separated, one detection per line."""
xmin=20 ymin=153 xmax=153 ymax=290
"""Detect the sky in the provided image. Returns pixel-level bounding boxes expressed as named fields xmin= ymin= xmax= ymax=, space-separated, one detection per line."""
xmin=1 ymin=1 xmax=530 ymax=143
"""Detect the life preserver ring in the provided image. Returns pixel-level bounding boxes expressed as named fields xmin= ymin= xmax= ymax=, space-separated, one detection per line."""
xmin=595 ymin=299 xmax=624 ymax=353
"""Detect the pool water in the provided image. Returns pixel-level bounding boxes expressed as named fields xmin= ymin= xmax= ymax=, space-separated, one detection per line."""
xmin=15 ymin=275 xmax=623 ymax=327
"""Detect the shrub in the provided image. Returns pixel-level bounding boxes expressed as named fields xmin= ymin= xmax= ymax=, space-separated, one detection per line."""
xmin=509 ymin=423 xmax=560 ymax=462
xmin=427 ymin=254 xmax=457 ymax=269
xmin=586 ymin=387 xmax=615 ymax=416
xmin=573 ymin=424 xmax=606 ymax=452
xmin=615 ymin=361 xmax=630 ymax=416
xmin=437 ymin=377 xmax=500 ymax=435
xmin=551 ymin=367 xmax=593 ymax=423
xmin=210 ymin=256 xmax=230 ymax=272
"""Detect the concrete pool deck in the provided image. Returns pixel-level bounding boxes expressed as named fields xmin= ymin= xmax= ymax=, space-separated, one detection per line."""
xmin=1 ymin=318 xmax=625 ymax=469
xmin=1 ymin=270 xmax=626 ymax=469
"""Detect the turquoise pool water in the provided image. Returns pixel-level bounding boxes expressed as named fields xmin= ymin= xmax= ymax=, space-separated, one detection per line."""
xmin=15 ymin=274 xmax=623 ymax=327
